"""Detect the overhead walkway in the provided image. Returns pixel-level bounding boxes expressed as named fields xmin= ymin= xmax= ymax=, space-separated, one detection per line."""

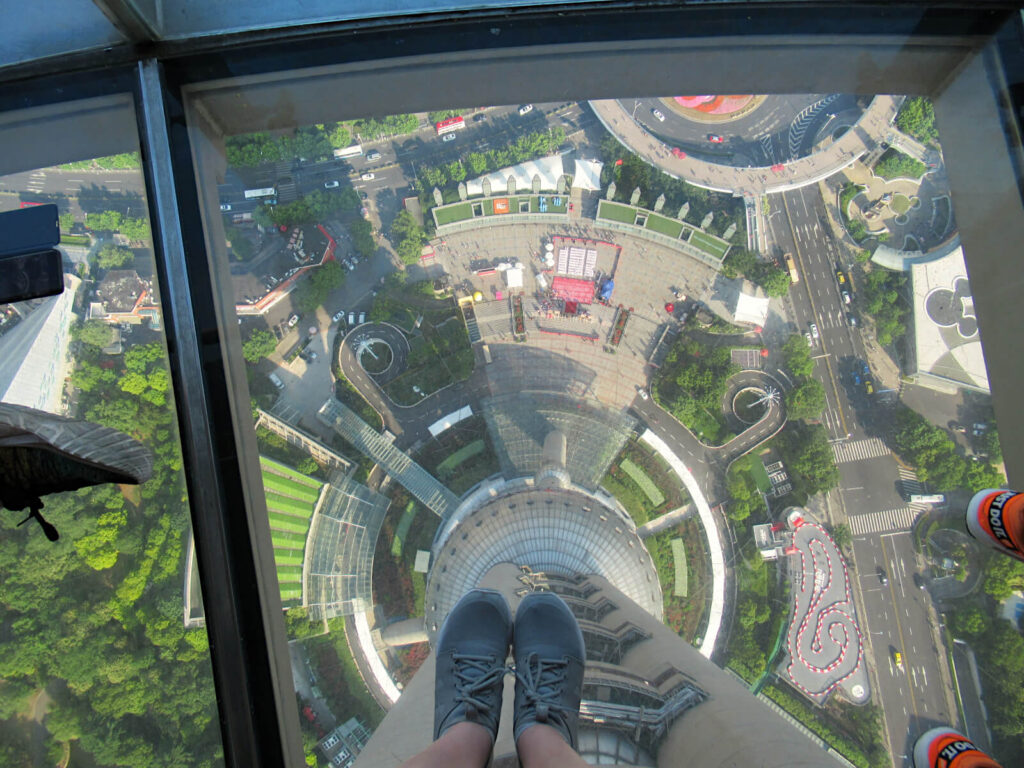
xmin=317 ymin=399 xmax=459 ymax=519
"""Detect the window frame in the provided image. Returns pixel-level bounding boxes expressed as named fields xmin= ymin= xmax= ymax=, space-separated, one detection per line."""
xmin=0 ymin=5 xmax=1022 ymax=767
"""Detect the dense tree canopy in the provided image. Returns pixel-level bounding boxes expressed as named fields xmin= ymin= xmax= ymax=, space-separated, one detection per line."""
xmin=896 ymin=97 xmax=939 ymax=146
xmin=860 ymin=267 xmax=909 ymax=346
xmin=96 ymin=244 xmax=134 ymax=270
xmin=292 ymin=260 xmax=345 ymax=314
xmin=873 ymin=148 xmax=926 ymax=181
xmin=242 ymin=329 xmax=278 ymax=363
xmin=784 ymin=379 xmax=827 ymax=421
xmin=720 ymin=247 xmax=789 ymax=297
xmin=781 ymin=333 xmax=814 ymax=379
xmin=392 ymin=210 xmax=428 ymax=266
xmin=1 ymin=329 xmax=221 ymax=766
xmin=262 ymin=188 xmax=360 ymax=228
xmin=778 ymin=422 xmax=840 ymax=498
xmin=348 ymin=219 xmax=376 ymax=260
xmin=84 ymin=211 xmax=150 ymax=243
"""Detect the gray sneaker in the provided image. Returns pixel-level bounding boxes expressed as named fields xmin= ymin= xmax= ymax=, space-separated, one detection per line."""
xmin=512 ymin=591 xmax=586 ymax=750
xmin=433 ymin=588 xmax=513 ymax=743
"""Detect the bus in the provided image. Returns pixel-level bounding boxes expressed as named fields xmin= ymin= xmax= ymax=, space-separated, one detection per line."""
xmin=244 ymin=187 xmax=277 ymax=201
xmin=784 ymin=252 xmax=799 ymax=284
xmin=435 ymin=116 xmax=466 ymax=135
xmin=333 ymin=143 xmax=363 ymax=159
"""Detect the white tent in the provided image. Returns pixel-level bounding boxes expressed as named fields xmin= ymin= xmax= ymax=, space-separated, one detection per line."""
xmin=505 ymin=266 xmax=524 ymax=289
xmin=572 ymin=158 xmax=603 ymax=191
xmin=733 ymin=291 xmax=770 ymax=327
xmin=465 ymin=154 xmax=565 ymax=197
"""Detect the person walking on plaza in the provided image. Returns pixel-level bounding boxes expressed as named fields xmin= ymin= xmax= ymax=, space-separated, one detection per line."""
xmin=402 ymin=588 xmax=589 ymax=768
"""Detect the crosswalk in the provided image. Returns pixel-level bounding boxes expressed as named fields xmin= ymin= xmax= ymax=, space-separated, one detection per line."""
xmin=849 ymin=506 xmax=920 ymax=537
xmin=832 ymin=437 xmax=891 ymax=464
xmin=897 ymin=465 xmax=924 ymax=497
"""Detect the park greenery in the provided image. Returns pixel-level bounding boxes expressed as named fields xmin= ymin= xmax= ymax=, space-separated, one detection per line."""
xmin=895 ymin=97 xmax=939 ymax=147
xmin=873 ymin=148 xmax=926 ymax=181
xmin=784 ymin=378 xmax=826 ymax=422
xmin=415 ymin=127 xmax=566 ymax=200
xmin=391 ymin=209 xmax=429 ymax=266
xmin=945 ymin=552 xmax=1024 ymax=765
xmin=780 ymin=333 xmax=814 ymax=379
xmin=292 ymin=260 xmax=345 ymax=314
xmin=242 ymin=329 xmax=278 ymax=363
xmin=721 ymin=248 xmax=791 ymax=298
xmin=427 ymin=109 xmax=467 ymax=124
xmin=96 ymin=243 xmax=135 ymax=270
xmin=256 ymin=188 xmax=360 ymax=229
xmin=72 ymin=319 xmax=114 ymax=349
xmin=839 ymin=183 xmax=868 ymax=242
xmin=84 ymin=210 xmax=150 ymax=243
xmin=888 ymin=404 xmax=1004 ymax=492
xmin=598 ymin=134 xmax=746 ymax=242
xmin=653 ymin=335 xmax=738 ymax=445
xmin=225 ymin=224 xmax=256 ymax=261
xmin=227 ymin=115 xmax=421 ymax=167
xmin=348 ymin=218 xmax=376 ymax=260
xmin=859 ymin=266 xmax=909 ymax=346
xmin=763 ymin=683 xmax=888 ymax=768
xmin=0 ymin=331 xmax=222 ymax=766
xmin=415 ymin=416 xmax=499 ymax=497
xmin=724 ymin=453 xmax=766 ymax=525
xmin=59 ymin=152 xmax=141 ymax=171
xmin=644 ymin=520 xmax=709 ymax=641
xmin=777 ymin=421 xmax=840 ymax=500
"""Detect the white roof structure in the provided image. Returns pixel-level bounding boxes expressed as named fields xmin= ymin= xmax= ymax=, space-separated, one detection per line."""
xmin=572 ymin=158 xmax=603 ymax=191
xmin=910 ymin=244 xmax=989 ymax=393
xmin=0 ymin=274 xmax=80 ymax=414
xmin=733 ymin=290 xmax=770 ymax=327
xmin=504 ymin=266 xmax=524 ymax=289
xmin=465 ymin=154 xmax=566 ymax=197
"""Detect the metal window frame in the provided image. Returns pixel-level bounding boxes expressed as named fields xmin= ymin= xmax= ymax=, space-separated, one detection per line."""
xmin=1 ymin=5 xmax=1023 ymax=768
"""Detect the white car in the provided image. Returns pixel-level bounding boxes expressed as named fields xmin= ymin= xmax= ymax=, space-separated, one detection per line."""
xmin=518 ymin=104 xmax=534 ymax=115
xmin=637 ymin=388 xmax=649 ymax=401
xmin=287 ymin=314 xmax=300 ymax=328
xmin=366 ymin=150 xmax=381 ymax=161
xmin=332 ymin=310 xmax=345 ymax=324
xmin=324 ymin=180 xmax=339 ymax=189
xmin=651 ymin=108 xmax=665 ymax=122
xmin=219 ymin=203 xmax=231 ymax=212
xmin=841 ymin=290 xmax=851 ymax=305
xmin=810 ymin=323 xmax=819 ymax=340
xmin=360 ymin=172 xmax=375 ymax=181
xmin=804 ymin=332 xmax=813 ymax=348
xmin=442 ymin=133 xmax=457 ymax=142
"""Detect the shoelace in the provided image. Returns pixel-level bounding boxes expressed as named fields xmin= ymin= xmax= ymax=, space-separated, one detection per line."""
xmin=512 ymin=652 xmax=570 ymax=724
xmin=451 ymin=653 xmax=506 ymax=718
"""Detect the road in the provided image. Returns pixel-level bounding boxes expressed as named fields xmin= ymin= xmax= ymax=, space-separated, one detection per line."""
xmin=853 ymin=530 xmax=954 ymax=766
xmin=769 ymin=183 xmax=960 ymax=766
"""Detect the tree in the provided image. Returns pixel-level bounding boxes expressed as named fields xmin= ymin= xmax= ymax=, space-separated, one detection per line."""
xmin=59 ymin=211 xmax=75 ymax=232
xmin=896 ymin=96 xmax=939 ymax=146
xmin=785 ymin=379 xmax=826 ymax=421
xmin=831 ymin=524 xmax=851 ymax=551
xmin=348 ymin=219 xmax=376 ymax=259
xmin=949 ymin=605 xmax=989 ymax=639
xmin=780 ymin=422 xmax=839 ymax=497
xmin=983 ymin=554 xmax=1024 ymax=601
xmin=296 ymin=458 xmax=319 ymax=475
xmin=781 ymin=333 xmax=814 ymax=379
xmin=96 ymin=244 xmax=134 ymax=269
xmin=748 ymin=261 xmax=791 ymax=298
xmin=242 ymin=329 xmax=277 ymax=363
xmin=74 ymin=319 xmax=115 ymax=348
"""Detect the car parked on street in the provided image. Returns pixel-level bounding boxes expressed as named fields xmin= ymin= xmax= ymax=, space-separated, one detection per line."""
xmin=324 ymin=180 xmax=339 ymax=188
xmin=287 ymin=314 xmax=299 ymax=328
xmin=518 ymin=104 xmax=534 ymax=115
xmin=360 ymin=172 xmax=375 ymax=180
xmin=651 ymin=108 xmax=665 ymax=122
xmin=707 ymin=134 xmax=724 ymax=143
xmin=809 ymin=322 xmax=819 ymax=340
xmin=366 ymin=150 xmax=381 ymax=161
xmin=332 ymin=310 xmax=345 ymax=324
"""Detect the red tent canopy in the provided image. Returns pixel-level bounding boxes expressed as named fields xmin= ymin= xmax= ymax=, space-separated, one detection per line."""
xmin=551 ymin=277 xmax=594 ymax=305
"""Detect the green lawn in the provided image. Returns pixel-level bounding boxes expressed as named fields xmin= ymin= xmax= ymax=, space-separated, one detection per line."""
xmin=276 ymin=564 xmax=303 ymax=582
xmin=646 ymin=213 xmax=683 ymax=238
xmin=598 ymin=200 xmax=639 ymax=224
xmin=620 ymin=458 xmax=665 ymax=506
xmin=279 ymin=584 xmax=303 ymax=601
xmin=268 ymin=511 xmax=310 ymax=535
xmin=260 ymin=456 xmax=323 ymax=488
xmin=437 ymin=440 xmax=485 ymax=476
xmin=271 ymin=529 xmax=308 ymax=548
xmin=434 ymin=202 xmax=474 ymax=225
xmin=273 ymin=550 xmax=305 ymax=566
xmin=60 ymin=234 xmax=91 ymax=246
xmin=262 ymin=472 xmax=320 ymax=502
xmin=890 ymin=194 xmax=912 ymax=215
xmin=689 ymin=230 xmax=729 ymax=260
xmin=265 ymin=491 xmax=314 ymax=518
xmin=391 ymin=501 xmax=418 ymax=558
xmin=670 ymin=538 xmax=688 ymax=597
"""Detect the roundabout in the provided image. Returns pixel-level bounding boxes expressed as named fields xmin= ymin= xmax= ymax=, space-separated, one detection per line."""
xmin=340 ymin=322 xmax=410 ymax=386
xmin=731 ymin=386 xmax=777 ymax=425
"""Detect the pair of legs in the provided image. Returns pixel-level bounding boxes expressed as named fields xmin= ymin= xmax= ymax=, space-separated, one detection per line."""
xmin=402 ymin=589 xmax=590 ymax=768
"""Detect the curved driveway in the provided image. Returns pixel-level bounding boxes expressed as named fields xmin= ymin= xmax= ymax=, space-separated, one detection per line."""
xmin=342 ymin=322 xmax=410 ymax=386
xmin=590 ymin=95 xmax=901 ymax=196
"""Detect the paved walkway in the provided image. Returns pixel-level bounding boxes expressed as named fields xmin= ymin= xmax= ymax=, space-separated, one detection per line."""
xmin=590 ymin=95 xmax=901 ymax=197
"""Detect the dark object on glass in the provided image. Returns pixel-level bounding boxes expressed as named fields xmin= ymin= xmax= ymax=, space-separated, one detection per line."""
xmin=0 ymin=403 xmax=153 ymax=540
xmin=0 ymin=204 xmax=64 ymax=304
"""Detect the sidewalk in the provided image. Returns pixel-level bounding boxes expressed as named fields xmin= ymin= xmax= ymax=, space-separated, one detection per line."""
xmin=590 ymin=96 xmax=900 ymax=197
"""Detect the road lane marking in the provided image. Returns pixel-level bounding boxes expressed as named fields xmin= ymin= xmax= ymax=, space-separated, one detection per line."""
xmin=882 ymin=535 xmax=919 ymax=719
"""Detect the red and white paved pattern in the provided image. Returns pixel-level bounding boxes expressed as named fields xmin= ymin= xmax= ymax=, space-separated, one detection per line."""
xmin=781 ymin=518 xmax=870 ymax=705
